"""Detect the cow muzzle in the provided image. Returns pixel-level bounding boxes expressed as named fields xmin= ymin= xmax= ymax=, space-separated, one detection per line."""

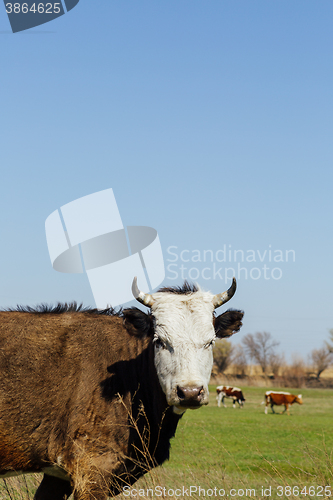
xmin=175 ymin=385 xmax=207 ymax=408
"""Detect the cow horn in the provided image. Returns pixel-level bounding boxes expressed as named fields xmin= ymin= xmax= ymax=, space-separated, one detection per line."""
xmin=212 ymin=277 xmax=237 ymax=309
xmin=132 ymin=277 xmax=155 ymax=307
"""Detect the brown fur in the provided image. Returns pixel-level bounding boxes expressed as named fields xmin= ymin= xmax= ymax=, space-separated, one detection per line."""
xmin=265 ymin=392 xmax=303 ymax=415
xmin=216 ymin=386 xmax=245 ymax=407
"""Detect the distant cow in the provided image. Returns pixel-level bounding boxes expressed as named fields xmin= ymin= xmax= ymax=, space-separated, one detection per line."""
xmin=216 ymin=385 xmax=245 ymax=408
xmin=0 ymin=277 xmax=243 ymax=500
xmin=264 ymin=391 xmax=303 ymax=415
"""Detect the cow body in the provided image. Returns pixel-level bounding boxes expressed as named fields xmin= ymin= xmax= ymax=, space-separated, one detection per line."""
xmin=264 ymin=391 xmax=303 ymax=415
xmin=216 ymin=386 xmax=245 ymax=408
xmin=0 ymin=280 xmax=243 ymax=500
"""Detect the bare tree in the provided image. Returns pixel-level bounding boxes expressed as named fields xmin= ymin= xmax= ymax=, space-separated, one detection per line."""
xmin=232 ymin=344 xmax=248 ymax=377
xmin=283 ymin=354 xmax=306 ymax=388
xmin=308 ymin=347 xmax=333 ymax=380
xmin=213 ymin=339 xmax=234 ymax=374
xmin=242 ymin=332 xmax=279 ymax=375
xmin=269 ymin=352 xmax=285 ymax=378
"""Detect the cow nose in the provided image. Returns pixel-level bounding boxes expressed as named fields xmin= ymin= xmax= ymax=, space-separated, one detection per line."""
xmin=177 ymin=386 xmax=204 ymax=405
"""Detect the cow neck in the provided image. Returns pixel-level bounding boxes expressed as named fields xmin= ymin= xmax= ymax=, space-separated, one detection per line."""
xmin=134 ymin=339 xmax=169 ymax=417
xmin=128 ymin=340 xmax=183 ymax=468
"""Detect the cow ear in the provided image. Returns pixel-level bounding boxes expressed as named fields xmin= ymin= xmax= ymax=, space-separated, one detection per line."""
xmin=122 ymin=307 xmax=154 ymax=338
xmin=214 ymin=309 xmax=244 ymax=338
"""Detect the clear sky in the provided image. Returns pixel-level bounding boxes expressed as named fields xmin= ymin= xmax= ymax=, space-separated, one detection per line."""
xmin=1 ymin=1 xmax=333 ymax=359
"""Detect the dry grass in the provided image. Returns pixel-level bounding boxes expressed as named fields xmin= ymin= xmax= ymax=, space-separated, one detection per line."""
xmin=213 ymin=364 xmax=333 ymax=389
xmin=0 ymin=476 xmax=40 ymax=500
xmin=223 ymin=364 xmax=333 ymax=378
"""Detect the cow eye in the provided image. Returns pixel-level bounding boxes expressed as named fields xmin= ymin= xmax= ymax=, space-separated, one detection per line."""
xmin=204 ymin=339 xmax=215 ymax=349
xmin=153 ymin=337 xmax=166 ymax=349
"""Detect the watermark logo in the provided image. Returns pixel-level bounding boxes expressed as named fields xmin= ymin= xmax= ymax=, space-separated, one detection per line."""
xmin=166 ymin=245 xmax=296 ymax=282
xmin=3 ymin=0 xmax=80 ymax=33
xmin=123 ymin=485 xmax=258 ymax=497
xmin=45 ymin=188 xmax=165 ymax=308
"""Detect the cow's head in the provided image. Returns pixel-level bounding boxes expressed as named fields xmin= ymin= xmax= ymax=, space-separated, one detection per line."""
xmin=124 ymin=278 xmax=243 ymax=413
xmin=296 ymin=394 xmax=303 ymax=404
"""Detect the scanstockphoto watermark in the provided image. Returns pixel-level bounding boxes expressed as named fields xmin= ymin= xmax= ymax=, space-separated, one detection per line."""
xmin=166 ymin=245 xmax=296 ymax=281
xmin=123 ymin=485 xmax=257 ymax=497
xmin=123 ymin=485 xmax=332 ymax=498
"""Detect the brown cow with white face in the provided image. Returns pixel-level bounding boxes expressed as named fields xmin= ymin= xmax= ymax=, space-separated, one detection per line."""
xmin=216 ymin=386 xmax=245 ymax=408
xmin=264 ymin=391 xmax=303 ymax=415
xmin=0 ymin=278 xmax=243 ymax=500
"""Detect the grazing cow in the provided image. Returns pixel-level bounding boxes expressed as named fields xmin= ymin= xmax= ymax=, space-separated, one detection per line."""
xmin=264 ymin=391 xmax=303 ymax=415
xmin=216 ymin=386 xmax=245 ymax=408
xmin=0 ymin=277 xmax=243 ymax=500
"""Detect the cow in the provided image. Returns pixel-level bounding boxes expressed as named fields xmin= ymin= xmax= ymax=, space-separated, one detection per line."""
xmin=0 ymin=277 xmax=243 ymax=500
xmin=264 ymin=391 xmax=303 ymax=415
xmin=216 ymin=386 xmax=245 ymax=408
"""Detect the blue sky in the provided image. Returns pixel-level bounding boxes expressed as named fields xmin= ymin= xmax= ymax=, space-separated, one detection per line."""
xmin=1 ymin=1 xmax=333 ymax=359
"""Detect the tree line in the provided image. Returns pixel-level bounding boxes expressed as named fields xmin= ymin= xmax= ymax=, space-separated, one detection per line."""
xmin=213 ymin=329 xmax=333 ymax=382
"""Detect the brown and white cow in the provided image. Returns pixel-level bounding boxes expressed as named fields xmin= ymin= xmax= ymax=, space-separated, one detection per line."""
xmin=264 ymin=391 xmax=303 ymax=415
xmin=0 ymin=277 xmax=243 ymax=500
xmin=216 ymin=385 xmax=245 ymax=408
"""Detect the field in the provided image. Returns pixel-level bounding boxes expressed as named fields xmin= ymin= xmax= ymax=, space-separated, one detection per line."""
xmin=1 ymin=386 xmax=333 ymax=500
xmin=121 ymin=386 xmax=333 ymax=499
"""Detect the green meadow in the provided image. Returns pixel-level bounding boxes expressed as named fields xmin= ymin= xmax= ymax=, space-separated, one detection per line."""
xmin=155 ymin=386 xmax=333 ymax=498
xmin=1 ymin=386 xmax=333 ymax=500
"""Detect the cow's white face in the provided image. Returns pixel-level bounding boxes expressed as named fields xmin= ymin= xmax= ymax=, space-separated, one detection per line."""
xmin=150 ymin=290 xmax=216 ymax=412
xmin=130 ymin=277 xmax=243 ymax=413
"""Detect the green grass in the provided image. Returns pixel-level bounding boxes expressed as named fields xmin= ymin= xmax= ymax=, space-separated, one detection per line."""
xmin=157 ymin=386 xmax=333 ymax=496
xmin=2 ymin=386 xmax=333 ymax=499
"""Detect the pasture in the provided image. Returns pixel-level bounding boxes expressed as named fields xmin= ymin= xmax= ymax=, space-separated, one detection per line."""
xmin=1 ymin=386 xmax=333 ymax=500
xmin=164 ymin=386 xmax=333 ymax=484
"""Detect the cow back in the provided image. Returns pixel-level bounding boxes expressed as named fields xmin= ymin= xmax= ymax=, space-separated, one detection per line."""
xmin=0 ymin=311 xmax=180 ymax=491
